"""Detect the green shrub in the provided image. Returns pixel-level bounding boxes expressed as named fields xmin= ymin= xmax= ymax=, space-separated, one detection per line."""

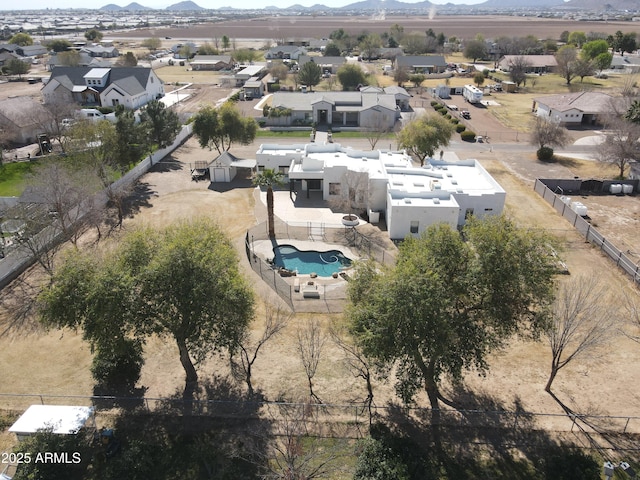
xmin=461 ymin=130 xmax=476 ymax=142
xmin=97 ymin=106 xmax=115 ymax=114
xmin=444 ymin=114 xmax=451 ymax=120
xmin=91 ymin=339 xmax=144 ymax=391
xmin=258 ymin=120 xmax=266 ymax=127
xmin=451 ymin=118 xmax=459 ymax=124
xmin=430 ymin=100 xmax=439 ymax=107
xmin=456 ymin=124 xmax=466 ymax=133
xmin=537 ymin=146 xmax=555 ymax=161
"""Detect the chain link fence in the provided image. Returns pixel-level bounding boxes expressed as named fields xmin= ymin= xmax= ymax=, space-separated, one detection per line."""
xmin=535 ymin=179 xmax=640 ymax=284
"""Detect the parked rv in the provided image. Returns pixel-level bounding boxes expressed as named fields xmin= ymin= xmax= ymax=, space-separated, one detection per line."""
xmin=463 ymin=84 xmax=483 ymax=104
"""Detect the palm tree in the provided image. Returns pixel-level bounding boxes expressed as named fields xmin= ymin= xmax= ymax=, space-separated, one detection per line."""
xmin=252 ymin=168 xmax=285 ymax=238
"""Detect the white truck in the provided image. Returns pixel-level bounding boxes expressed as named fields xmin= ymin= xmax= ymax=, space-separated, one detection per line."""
xmin=463 ymin=84 xmax=483 ymax=104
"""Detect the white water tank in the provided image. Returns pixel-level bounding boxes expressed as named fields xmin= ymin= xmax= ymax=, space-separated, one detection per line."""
xmin=560 ymin=195 xmax=571 ymax=205
xmin=571 ymin=201 xmax=588 ymax=216
xmin=610 ymin=183 xmax=623 ymax=194
xmin=623 ymin=184 xmax=634 ymax=194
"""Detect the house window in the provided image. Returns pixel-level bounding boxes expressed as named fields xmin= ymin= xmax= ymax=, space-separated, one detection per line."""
xmin=465 ymin=208 xmax=474 ymax=219
xmin=410 ymin=221 xmax=419 ymax=234
xmin=111 ymin=99 xmax=120 ymax=106
xmin=279 ymin=166 xmax=289 ymax=175
xmin=329 ymin=183 xmax=341 ymax=195
xmin=150 ymin=76 xmax=154 ymax=83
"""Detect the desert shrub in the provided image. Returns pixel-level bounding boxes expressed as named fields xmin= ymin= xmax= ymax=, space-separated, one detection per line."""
xmin=444 ymin=114 xmax=451 ymax=120
xmin=430 ymin=100 xmax=439 ymax=107
xmin=537 ymin=146 xmax=554 ymax=161
xmin=461 ymin=130 xmax=476 ymax=142
xmin=451 ymin=118 xmax=459 ymax=124
xmin=456 ymin=124 xmax=466 ymax=133
xmin=97 ymin=106 xmax=114 ymax=115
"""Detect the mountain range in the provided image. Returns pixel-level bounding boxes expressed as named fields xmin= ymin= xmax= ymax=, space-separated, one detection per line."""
xmin=98 ymin=0 xmax=635 ymax=11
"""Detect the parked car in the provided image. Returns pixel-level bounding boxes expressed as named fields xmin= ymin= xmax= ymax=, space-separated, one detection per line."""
xmin=460 ymin=110 xmax=471 ymax=119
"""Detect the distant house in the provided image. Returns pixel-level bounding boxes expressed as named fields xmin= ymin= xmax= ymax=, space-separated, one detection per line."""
xmin=498 ymin=55 xmax=558 ymax=74
xmin=170 ymin=42 xmax=197 ymax=59
xmin=265 ymin=45 xmax=307 ymax=61
xmin=0 ymin=50 xmax=20 ymax=67
xmin=0 ymin=96 xmax=51 ymax=144
xmin=42 ymin=66 xmax=164 ymax=110
xmin=190 ymin=55 xmax=233 ymax=71
xmin=80 ymin=45 xmax=120 ymax=58
xmin=267 ymin=90 xmax=399 ymax=129
xmin=395 ymin=55 xmax=447 ymax=74
xmin=46 ymin=52 xmax=111 ymax=70
xmin=15 ymin=44 xmax=48 ymax=57
xmin=360 ymin=85 xmax=411 ymax=110
xmin=243 ymin=77 xmax=264 ymax=98
xmin=610 ymin=55 xmax=640 ymax=72
xmin=298 ymin=55 xmax=345 ymax=74
xmin=532 ymin=92 xmax=615 ymax=125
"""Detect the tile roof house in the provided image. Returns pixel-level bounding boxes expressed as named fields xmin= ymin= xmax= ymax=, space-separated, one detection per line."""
xmin=267 ymin=90 xmax=399 ymax=129
xmin=395 ymin=55 xmax=447 ymax=74
xmin=533 ymin=92 xmax=615 ymax=125
xmin=498 ymin=55 xmax=558 ymax=73
xmin=42 ymin=66 xmax=164 ymax=110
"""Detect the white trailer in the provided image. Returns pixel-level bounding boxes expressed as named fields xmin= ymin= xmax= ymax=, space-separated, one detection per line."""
xmin=463 ymin=84 xmax=483 ymax=104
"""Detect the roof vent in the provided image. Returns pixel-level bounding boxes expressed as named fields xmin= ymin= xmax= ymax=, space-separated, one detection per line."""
xmin=433 ymin=198 xmax=440 ymax=204
xmin=451 ymin=179 xmax=458 ymax=185
xmin=404 ymin=198 xmax=412 ymax=204
xmin=447 ymin=173 xmax=453 ymax=177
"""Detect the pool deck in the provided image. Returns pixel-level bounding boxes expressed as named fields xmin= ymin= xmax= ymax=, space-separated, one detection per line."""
xmin=252 ymin=239 xmax=360 ymax=306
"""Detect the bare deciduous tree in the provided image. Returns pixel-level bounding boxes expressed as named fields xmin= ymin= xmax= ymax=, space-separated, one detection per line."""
xmin=545 ymin=276 xmax=618 ymax=394
xmin=530 ymin=116 xmax=569 ymax=157
xmin=507 ymin=55 xmax=532 ymax=87
xmin=296 ymin=318 xmax=326 ymax=403
xmin=231 ymin=300 xmax=291 ymax=397
xmin=252 ymin=402 xmax=344 ymax=480
xmin=596 ymin=113 xmax=640 ymax=179
xmin=330 ymin=324 xmax=379 ymax=426
xmin=361 ymin=111 xmax=391 ymax=150
xmin=327 ymin=170 xmax=369 ymax=222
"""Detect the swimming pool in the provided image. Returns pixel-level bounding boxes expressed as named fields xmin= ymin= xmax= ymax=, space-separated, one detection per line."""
xmin=273 ymin=244 xmax=352 ymax=277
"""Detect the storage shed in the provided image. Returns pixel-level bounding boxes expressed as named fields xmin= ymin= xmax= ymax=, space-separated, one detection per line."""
xmin=9 ymin=405 xmax=95 ymax=442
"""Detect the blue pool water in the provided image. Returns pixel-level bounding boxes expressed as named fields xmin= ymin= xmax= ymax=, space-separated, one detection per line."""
xmin=273 ymin=245 xmax=352 ymax=276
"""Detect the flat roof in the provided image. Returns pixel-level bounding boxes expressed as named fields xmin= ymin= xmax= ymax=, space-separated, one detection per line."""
xmin=9 ymin=405 xmax=94 ymax=436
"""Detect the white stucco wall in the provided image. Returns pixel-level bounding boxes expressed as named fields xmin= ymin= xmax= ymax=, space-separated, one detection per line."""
xmin=386 ymin=194 xmax=459 ymax=240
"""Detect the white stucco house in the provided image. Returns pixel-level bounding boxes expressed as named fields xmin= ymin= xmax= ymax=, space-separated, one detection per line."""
xmin=532 ymin=92 xmax=614 ymax=126
xmin=255 ymin=143 xmax=505 ymax=240
xmin=42 ymin=66 xmax=164 ymax=110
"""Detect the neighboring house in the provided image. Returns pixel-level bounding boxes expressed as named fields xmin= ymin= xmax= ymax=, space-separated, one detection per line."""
xmin=207 ymin=151 xmax=256 ymax=182
xmin=267 ymin=90 xmax=399 ymax=129
xmin=0 ymin=96 xmax=51 ymax=144
xmin=630 ymin=162 xmax=640 ymax=180
xmin=170 ymin=42 xmax=197 ymax=59
xmin=0 ymin=50 xmax=20 ymax=67
xmin=298 ymin=55 xmax=345 ymax=74
xmin=360 ymin=85 xmax=412 ymax=110
xmin=0 ymin=44 xmax=18 ymax=54
xmin=80 ymin=45 xmax=120 ymax=58
xmin=610 ymin=55 xmax=640 ymax=72
xmin=190 ymin=55 xmax=233 ymax=71
xmin=498 ymin=55 xmax=558 ymax=74
xmin=256 ymin=143 xmax=505 ymax=240
xmin=42 ymin=66 xmax=165 ymax=110
xmin=46 ymin=52 xmax=111 ymax=70
xmin=533 ymin=92 xmax=615 ymax=125
xmin=395 ymin=55 xmax=447 ymax=74
xmin=15 ymin=44 xmax=48 ymax=57
xmin=308 ymin=38 xmax=329 ymax=51
xmin=265 ymin=45 xmax=307 ymax=60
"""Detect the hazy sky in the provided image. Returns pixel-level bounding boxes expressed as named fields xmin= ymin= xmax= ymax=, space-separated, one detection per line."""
xmin=5 ymin=0 xmax=485 ymax=11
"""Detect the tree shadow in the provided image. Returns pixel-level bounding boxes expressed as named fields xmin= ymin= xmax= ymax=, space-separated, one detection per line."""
xmin=121 ymin=182 xmax=156 ymax=219
xmin=378 ymin=383 xmax=589 ymax=479
xmin=92 ymin=384 xmax=148 ymax=411
xmin=150 ymin=156 xmax=183 ymax=173
xmin=91 ymin=373 xmax=267 ymax=478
